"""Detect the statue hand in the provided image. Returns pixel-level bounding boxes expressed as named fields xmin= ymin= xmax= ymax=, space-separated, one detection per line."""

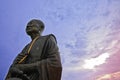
xmin=10 ymin=66 xmax=23 ymax=75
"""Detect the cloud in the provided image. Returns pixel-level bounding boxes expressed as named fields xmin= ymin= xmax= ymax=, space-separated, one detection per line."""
xmin=83 ymin=53 xmax=110 ymax=70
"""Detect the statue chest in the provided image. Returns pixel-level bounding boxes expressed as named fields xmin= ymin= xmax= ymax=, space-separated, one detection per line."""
xmin=26 ymin=37 xmax=47 ymax=63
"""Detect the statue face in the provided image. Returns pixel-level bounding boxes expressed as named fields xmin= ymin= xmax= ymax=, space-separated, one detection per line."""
xmin=26 ymin=21 xmax=40 ymax=35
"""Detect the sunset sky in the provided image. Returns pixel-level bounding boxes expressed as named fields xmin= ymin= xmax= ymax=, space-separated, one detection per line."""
xmin=0 ymin=0 xmax=120 ymax=80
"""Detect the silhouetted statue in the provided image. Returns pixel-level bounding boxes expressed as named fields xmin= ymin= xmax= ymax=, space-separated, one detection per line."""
xmin=5 ymin=19 xmax=62 ymax=80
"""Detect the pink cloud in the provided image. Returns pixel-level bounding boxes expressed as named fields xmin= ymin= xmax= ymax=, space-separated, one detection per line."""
xmin=96 ymin=71 xmax=120 ymax=80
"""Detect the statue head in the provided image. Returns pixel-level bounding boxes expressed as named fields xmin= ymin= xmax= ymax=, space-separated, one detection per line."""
xmin=26 ymin=19 xmax=45 ymax=36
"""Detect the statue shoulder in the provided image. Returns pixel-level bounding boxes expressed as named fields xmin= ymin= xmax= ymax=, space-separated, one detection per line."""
xmin=43 ymin=34 xmax=57 ymax=43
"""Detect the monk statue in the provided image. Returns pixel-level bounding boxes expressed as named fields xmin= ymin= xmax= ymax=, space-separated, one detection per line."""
xmin=5 ymin=19 xmax=62 ymax=80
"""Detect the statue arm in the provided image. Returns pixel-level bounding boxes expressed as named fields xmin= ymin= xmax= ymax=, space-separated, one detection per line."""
xmin=5 ymin=45 xmax=28 ymax=79
xmin=13 ymin=45 xmax=29 ymax=65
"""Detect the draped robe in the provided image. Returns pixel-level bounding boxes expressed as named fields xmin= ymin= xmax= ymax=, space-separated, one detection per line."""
xmin=6 ymin=34 xmax=62 ymax=80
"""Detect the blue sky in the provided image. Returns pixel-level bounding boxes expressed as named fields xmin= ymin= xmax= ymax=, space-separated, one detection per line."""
xmin=0 ymin=0 xmax=120 ymax=80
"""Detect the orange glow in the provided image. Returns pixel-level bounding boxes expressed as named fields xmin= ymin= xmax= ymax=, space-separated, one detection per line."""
xmin=96 ymin=74 xmax=111 ymax=80
xmin=96 ymin=72 xmax=120 ymax=80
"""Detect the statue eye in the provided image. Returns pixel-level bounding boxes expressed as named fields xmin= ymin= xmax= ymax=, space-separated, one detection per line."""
xmin=27 ymin=26 xmax=32 ymax=28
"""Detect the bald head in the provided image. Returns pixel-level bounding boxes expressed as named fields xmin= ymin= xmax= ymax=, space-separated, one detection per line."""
xmin=26 ymin=19 xmax=45 ymax=36
xmin=27 ymin=19 xmax=45 ymax=32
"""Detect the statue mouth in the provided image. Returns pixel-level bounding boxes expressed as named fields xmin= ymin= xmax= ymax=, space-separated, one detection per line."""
xmin=26 ymin=28 xmax=39 ymax=35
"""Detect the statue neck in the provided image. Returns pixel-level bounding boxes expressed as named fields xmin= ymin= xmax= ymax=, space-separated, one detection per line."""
xmin=30 ymin=33 xmax=40 ymax=40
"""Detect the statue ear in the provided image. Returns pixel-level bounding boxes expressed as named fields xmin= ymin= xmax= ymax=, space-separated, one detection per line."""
xmin=39 ymin=25 xmax=44 ymax=32
xmin=41 ymin=25 xmax=44 ymax=30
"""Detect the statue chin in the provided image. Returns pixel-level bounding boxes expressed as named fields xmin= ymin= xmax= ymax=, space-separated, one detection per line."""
xmin=26 ymin=31 xmax=32 ymax=35
xmin=26 ymin=30 xmax=39 ymax=36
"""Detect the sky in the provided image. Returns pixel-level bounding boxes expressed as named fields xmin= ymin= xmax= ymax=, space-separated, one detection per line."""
xmin=0 ymin=0 xmax=120 ymax=80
